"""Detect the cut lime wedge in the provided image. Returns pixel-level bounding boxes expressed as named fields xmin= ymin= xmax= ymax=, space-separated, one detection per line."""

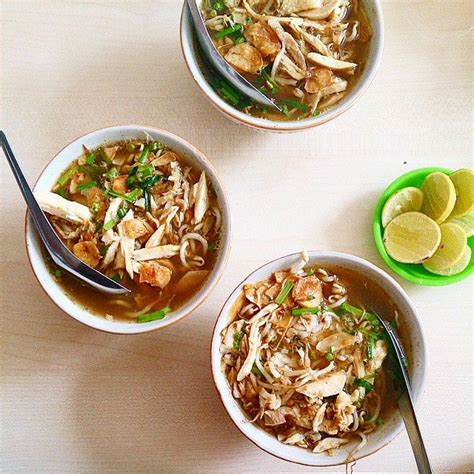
xmin=446 ymin=210 xmax=474 ymax=237
xmin=383 ymin=212 xmax=441 ymax=264
xmin=449 ymin=168 xmax=474 ymax=218
xmin=421 ymin=172 xmax=456 ymax=224
xmin=422 ymin=223 xmax=467 ymax=273
xmin=381 ymin=187 xmax=424 ymax=228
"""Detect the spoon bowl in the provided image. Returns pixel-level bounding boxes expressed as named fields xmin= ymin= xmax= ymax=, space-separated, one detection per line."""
xmin=0 ymin=131 xmax=130 ymax=295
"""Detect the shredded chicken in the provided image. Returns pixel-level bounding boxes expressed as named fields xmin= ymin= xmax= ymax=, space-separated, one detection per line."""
xmin=202 ymin=0 xmax=371 ymax=120
xmin=220 ymin=252 xmax=392 ymax=457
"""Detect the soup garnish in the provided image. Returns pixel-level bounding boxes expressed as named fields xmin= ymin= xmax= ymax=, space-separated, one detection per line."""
xmin=202 ymin=0 xmax=371 ymax=120
xmin=220 ymin=251 xmax=400 ymax=457
xmin=36 ymin=138 xmax=221 ymax=322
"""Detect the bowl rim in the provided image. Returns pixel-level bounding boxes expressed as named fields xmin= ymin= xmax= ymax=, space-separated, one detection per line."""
xmin=373 ymin=166 xmax=474 ymax=286
xmin=24 ymin=124 xmax=232 ymax=334
xmin=211 ymin=250 xmax=428 ymax=467
xmin=180 ymin=0 xmax=385 ymax=132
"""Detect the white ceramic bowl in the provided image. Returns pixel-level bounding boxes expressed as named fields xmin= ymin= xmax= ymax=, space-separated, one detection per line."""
xmin=211 ymin=251 xmax=427 ymax=466
xmin=25 ymin=125 xmax=231 ymax=334
xmin=180 ymin=1 xmax=384 ymax=132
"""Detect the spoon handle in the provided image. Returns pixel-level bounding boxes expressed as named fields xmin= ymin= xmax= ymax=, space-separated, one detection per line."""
xmin=0 ymin=131 xmax=59 ymax=254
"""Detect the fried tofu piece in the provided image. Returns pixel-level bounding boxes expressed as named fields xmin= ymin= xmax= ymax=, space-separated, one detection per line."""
xmin=139 ymin=261 xmax=172 ymax=288
xmin=73 ymin=241 xmax=100 ymax=268
xmin=123 ymin=219 xmax=148 ymax=239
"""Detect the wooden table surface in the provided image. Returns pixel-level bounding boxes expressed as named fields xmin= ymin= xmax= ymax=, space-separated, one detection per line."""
xmin=1 ymin=1 xmax=473 ymax=472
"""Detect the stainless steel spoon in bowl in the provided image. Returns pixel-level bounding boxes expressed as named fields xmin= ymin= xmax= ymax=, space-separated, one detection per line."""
xmin=374 ymin=313 xmax=432 ymax=474
xmin=0 ymin=131 xmax=130 ymax=295
xmin=185 ymin=0 xmax=281 ymax=111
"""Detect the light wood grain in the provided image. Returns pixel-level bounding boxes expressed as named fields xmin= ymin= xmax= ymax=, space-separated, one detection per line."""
xmin=1 ymin=1 xmax=473 ymax=472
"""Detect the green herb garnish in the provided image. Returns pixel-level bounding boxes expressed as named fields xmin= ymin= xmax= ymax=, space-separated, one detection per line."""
xmin=54 ymin=269 xmax=63 ymax=278
xmin=280 ymin=98 xmax=308 ymax=112
xmin=215 ymin=23 xmax=241 ymax=39
xmin=103 ymin=219 xmax=117 ymax=231
xmin=291 ymin=307 xmax=319 ymax=316
xmin=251 ymin=363 xmax=262 ymax=376
xmin=137 ymin=306 xmax=171 ymax=323
xmin=354 ymin=377 xmax=374 ymax=392
xmin=57 ymin=166 xmax=78 ymax=186
xmin=138 ymin=145 xmax=150 ymax=164
xmin=233 ymin=331 xmax=243 ymax=351
xmin=86 ymin=153 xmax=96 ymax=165
xmin=275 ymin=280 xmax=294 ymax=305
xmin=77 ymin=180 xmax=97 ymax=191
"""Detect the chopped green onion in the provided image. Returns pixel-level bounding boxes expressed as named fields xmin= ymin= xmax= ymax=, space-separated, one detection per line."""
xmin=251 ymin=363 xmax=262 ymax=376
xmin=376 ymin=417 xmax=385 ymax=426
xmin=105 ymin=189 xmax=140 ymax=203
xmin=275 ymin=280 xmax=294 ymax=305
xmin=57 ymin=166 xmax=78 ymax=186
xmin=354 ymin=377 xmax=374 ymax=392
xmin=149 ymin=141 xmax=162 ymax=152
xmin=259 ymin=67 xmax=279 ymax=94
xmin=291 ymin=307 xmax=319 ymax=316
xmin=312 ymin=109 xmax=321 ymax=117
xmin=280 ymin=98 xmax=308 ymax=112
xmin=233 ymin=331 xmax=243 ymax=351
xmin=326 ymin=352 xmax=334 ymax=361
xmin=306 ymin=269 xmax=315 ymax=276
xmin=212 ymin=0 xmax=226 ymax=13
xmin=54 ymin=269 xmax=63 ymax=278
xmin=219 ymin=81 xmax=240 ymax=106
xmin=138 ymin=145 xmax=150 ymax=164
xmin=78 ymin=164 xmax=107 ymax=176
xmin=55 ymin=188 xmax=68 ymax=199
xmin=137 ymin=306 xmax=171 ymax=323
xmin=77 ymin=180 xmax=97 ymax=191
xmin=208 ymin=242 xmax=217 ymax=252
xmin=90 ymin=202 xmax=101 ymax=214
xmin=110 ymin=274 xmax=121 ymax=282
xmin=116 ymin=206 xmax=128 ymax=220
xmin=367 ymin=337 xmax=375 ymax=359
xmin=341 ymin=302 xmax=363 ymax=316
xmin=280 ymin=104 xmax=291 ymax=117
xmin=143 ymin=189 xmax=151 ymax=212
xmin=103 ymin=219 xmax=117 ymax=231
xmin=86 ymin=153 xmax=96 ymax=165
xmin=234 ymin=35 xmax=246 ymax=44
xmin=215 ymin=24 xmax=242 ymax=39
xmin=106 ymin=167 xmax=119 ymax=180
xmin=138 ymin=163 xmax=154 ymax=178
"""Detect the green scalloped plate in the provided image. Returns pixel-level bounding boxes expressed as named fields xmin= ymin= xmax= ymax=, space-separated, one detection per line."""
xmin=373 ymin=167 xmax=474 ymax=286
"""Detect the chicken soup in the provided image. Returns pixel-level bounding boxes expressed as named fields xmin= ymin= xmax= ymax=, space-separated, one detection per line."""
xmin=36 ymin=139 xmax=222 ymax=323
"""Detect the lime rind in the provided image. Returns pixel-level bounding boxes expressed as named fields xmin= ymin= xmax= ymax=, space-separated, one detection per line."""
xmin=421 ymin=172 xmax=456 ymax=224
xmin=422 ymin=223 xmax=467 ymax=272
xmin=381 ymin=187 xmax=424 ymax=228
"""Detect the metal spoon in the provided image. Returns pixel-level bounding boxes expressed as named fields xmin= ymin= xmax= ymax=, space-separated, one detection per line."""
xmin=185 ymin=0 xmax=281 ymax=111
xmin=0 ymin=131 xmax=130 ymax=295
xmin=375 ymin=313 xmax=432 ymax=474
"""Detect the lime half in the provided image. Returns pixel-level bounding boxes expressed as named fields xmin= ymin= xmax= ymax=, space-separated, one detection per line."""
xmin=425 ymin=245 xmax=472 ymax=276
xmin=449 ymin=168 xmax=474 ymax=218
xmin=421 ymin=172 xmax=456 ymax=224
xmin=446 ymin=210 xmax=474 ymax=237
xmin=381 ymin=187 xmax=424 ymax=228
xmin=422 ymin=223 xmax=467 ymax=273
xmin=383 ymin=211 xmax=441 ymax=264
